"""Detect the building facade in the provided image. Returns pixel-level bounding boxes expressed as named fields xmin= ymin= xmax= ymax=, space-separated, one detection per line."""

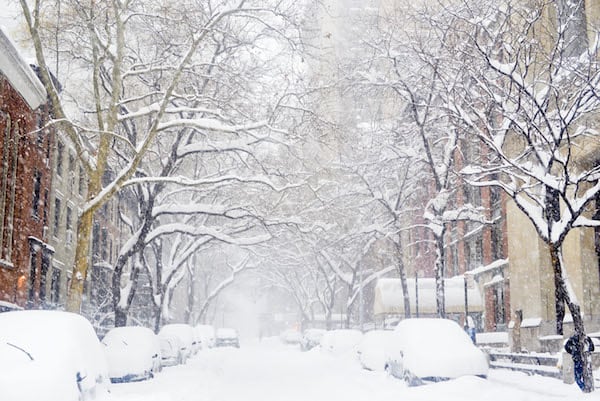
xmin=46 ymin=134 xmax=87 ymax=308
xmin=0 ymin=28 xmax=54 ymax=310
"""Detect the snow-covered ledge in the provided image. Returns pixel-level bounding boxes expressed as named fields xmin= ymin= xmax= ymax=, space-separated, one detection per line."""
xmin=0 ymin=27 xmax=46 ymax=110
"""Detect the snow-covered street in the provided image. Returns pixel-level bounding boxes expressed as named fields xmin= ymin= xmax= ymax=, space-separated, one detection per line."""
xmin=110 ymin=340 xmax=595 ymax=401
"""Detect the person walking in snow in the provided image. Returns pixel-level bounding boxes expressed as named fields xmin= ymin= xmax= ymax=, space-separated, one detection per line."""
xmin=564 ymin=333 xmax=595 ymax=391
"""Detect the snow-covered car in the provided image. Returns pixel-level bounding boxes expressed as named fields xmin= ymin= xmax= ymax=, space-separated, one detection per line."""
xmin=191 ymin=328 xmax=202 ymax=354
xmin=319 ymin=329 xmax=363 ymax=355
xmin=215 ymin=328 xmax=240 ymax=348
xmin=102 ymin=326 xmax=161 ymax=383
xmin=0 ymin=310 xmax=110 ymax=401
xmin=195 ymin=324 xmax=216 ymax=349
xmin=357 ymin=330 xmax=393 ymax=371
xmin=280 ymin=329 xmax=302 ymax=345
xmin=158 ymin=324 xmax=194 ymax=365
xmin=300 ymin=329 xmax=326 ymax=351
xmin=385 ymin=318 xmax=489 ymax=386
xmin=158 ymin=335 xmax=181 ymax=367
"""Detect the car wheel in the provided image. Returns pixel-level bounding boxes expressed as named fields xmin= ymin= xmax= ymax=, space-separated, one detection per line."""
xmin=402 ymin=370 xmax=421 ymax=387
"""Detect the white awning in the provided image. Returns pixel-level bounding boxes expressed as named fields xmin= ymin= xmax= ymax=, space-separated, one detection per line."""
xmin=374 ymin=277 xmax=483 ymax=316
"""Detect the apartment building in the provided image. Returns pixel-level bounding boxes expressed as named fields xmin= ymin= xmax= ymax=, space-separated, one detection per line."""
xmin=0 ymin=27 xmax=54 ymax=310
xmin=45 ymin=135 xmax=87 ymax=308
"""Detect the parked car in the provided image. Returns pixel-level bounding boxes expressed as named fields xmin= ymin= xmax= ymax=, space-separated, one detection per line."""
xmin=158 ymin=324 xmax=194 ymax=365
xmin=385 ymin=318 xmax=489 ymax=386
xmin=300 ymin=329 xmax=326 ymax=351
xmin=191 ymin=329 xmax=202 ymax=354
xmin=0 ymin=310 xmax=110 ymax=401
xmin=158 ymin=335 xmax=181 ymax=367
xmin=195 ymin=324 xmax=216 ymax=349
xmin=319 ymin=329 xmax=363 ymax=355
xmin=280 ymin=329 xmax=302 ymax=345
xmin=357 ymin=330 xmax=393 ymax=371
xmin=215 ymin=328 xmax=240 ymax=348
xmin=102 ymin=326 xmax=161 ymax=383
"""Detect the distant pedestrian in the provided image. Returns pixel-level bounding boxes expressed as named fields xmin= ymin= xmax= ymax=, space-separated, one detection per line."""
xmin=564 ymin=333 xmax=595 ymax=391
xmin=463 ymin=315 xmax=476 ymax=344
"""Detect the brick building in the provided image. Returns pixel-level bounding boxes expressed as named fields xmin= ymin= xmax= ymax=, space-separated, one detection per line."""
xmin=0 ymin=28 xmax=54 ymax=309
xmin=446 ymin=139 xmax=510 ymax=332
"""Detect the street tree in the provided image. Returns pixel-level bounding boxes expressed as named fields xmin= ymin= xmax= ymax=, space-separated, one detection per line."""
xmin=19 ymin=0 xmax=304 ymax=313
xmin=429 ymin=0 xmax=599 ymax=392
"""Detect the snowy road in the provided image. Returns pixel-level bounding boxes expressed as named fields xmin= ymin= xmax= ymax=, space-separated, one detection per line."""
xmin=110 ymin=339 xmax=595 ymax=401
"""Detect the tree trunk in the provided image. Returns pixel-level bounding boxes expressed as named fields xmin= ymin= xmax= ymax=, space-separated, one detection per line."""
xmin=186 ymin=274 xmax=195 ymax=325
xmin=114 ymin=306 xmax=128 ymax=327
xmin=549 ymin=244 xmax=567 ymax=335
xmin=394 ymin=239 xmax=411 ymax=317
xmin=114 ymin=256 xmax=142 ymax=328
xmin=435 ymin=232 xmax=446 ymax=318
xmin=154 ymin=303 xmax=162 ymax=333
xmin=550 ymin=243 xmax=594 ymax=392
xmin=66 ymin=207 xmax=94 ymax=312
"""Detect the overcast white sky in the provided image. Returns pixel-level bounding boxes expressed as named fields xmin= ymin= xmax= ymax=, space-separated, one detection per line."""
xmin=0 ymin=0 xmax=21 ymax=30
xmin=0 ymin=0 xmax=31 ymax=54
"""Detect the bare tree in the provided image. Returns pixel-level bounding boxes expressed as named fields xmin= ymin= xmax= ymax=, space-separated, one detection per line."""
xmin=20 ymin=0 xmax=304 ymax=313
xmin=429 ymin=0 xmax=599 ymax=392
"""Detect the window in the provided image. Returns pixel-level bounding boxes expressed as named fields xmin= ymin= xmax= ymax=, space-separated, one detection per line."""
xmin=50 ymin=267 xmax=61 ymax=305
xmin=39 ymin=254 xmax=50 ymax=305
xmin=0 ymin=114 xmax=10 ymax=260
xmin=56 ymin=141 xmax=64 ymax=177
xmin=466 ymin=237 xmax=483 ymax=270
xmin=68 ymin=153 xmax=75 ymax=192
xmin=28 ymin=247 xmax=38 ymax=306
xmin=451 ymin=245 xmax=459 ymax=276
xmin=78 ymin=166 xmax=85 ymax=196
xmin=66 ymin=206 xmax=73 ymax=245
xmin=43 ymin=190 xmax=49 ymax=226
xmin=492 ymin=219 xmax=505 ymax=260
xmin=493 ymin=284 xmax=506 ymax=330
xmin=475 ymin=237 xmax=483 ymax=268
xmin=101 ymin=228 xmax=108 ymax=261
xmin=32 ymin=170 xmax=41 ymax=218
xmin=0 ymin=119 xmax=20 ymax=263
xmin=53 ymin=197 xmax=62 ymax=236
xmin=66 ymin=206 xmax=73 ymax=231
